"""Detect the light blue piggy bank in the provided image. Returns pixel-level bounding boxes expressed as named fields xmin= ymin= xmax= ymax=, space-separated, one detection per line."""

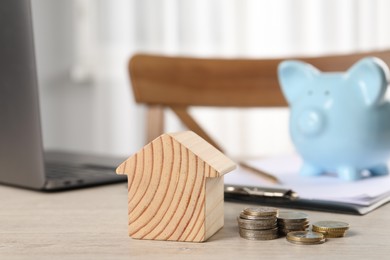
xmin=278 ymin=57 xmax=390 ymax=181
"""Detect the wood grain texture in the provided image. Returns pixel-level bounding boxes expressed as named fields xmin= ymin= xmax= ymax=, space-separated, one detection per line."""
xmin=116 ymin=131 xmax=236 ymax=242
xmin=205 ymin=177 xmax=225 ymax=240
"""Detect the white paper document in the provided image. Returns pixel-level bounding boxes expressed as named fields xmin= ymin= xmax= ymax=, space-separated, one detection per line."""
xmin=224 ymin=154 xmax=390 ymax=214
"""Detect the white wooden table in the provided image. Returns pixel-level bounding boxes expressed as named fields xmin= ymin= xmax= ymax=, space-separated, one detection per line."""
xmin=1 ymin=184 xmax=389 ymax=259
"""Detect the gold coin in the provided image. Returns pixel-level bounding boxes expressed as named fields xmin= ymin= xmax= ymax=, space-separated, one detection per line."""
xmin=312 ymin=221 xmax=349 ymax=231
xmin=312 ymin=228 xmax=346 ymax=234
xmin=286 ymin=231 xmax=324 ymax=243
xmin=277 ymin=211 xmax=308 ymax=222
xmin=243 ymin=207 xmax=278 ymax=217
xmin=323 ymin=233 xmax=346 ymax=238
xmin=312 ymin=229 xmax=347 ymax=238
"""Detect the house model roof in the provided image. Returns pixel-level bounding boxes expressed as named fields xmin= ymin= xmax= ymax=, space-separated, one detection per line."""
xmin=116 ymin=131 xmax=236 ymax=177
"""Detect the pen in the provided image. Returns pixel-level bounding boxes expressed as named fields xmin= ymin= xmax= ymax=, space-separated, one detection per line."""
xmin=239 ymin=161 xmax=281 ymax=184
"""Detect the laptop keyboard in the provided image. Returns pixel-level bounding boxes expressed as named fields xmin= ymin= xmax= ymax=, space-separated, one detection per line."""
xmin=46 ymin=162 xmax=116 ymax=179
xmin=44 ymin=162 xmax=125 ymax=190
xmin=45 ymin=163 xmax=123 ymax=186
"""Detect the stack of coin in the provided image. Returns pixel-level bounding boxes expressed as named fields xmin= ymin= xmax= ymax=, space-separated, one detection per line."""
xmin=286 ymin=231 xmax=326 ymax=245
xmin=237 ymin=207 xmax=279 ymax=240
xmin=277 ymin=211 xmax=309 ymax=236
xmin=312 ymin=221 xmax=349 ymax=238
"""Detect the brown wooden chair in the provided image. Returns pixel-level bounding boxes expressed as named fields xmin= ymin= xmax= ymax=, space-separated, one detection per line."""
xmin=128 ymin=50 xmax=390 ymax=153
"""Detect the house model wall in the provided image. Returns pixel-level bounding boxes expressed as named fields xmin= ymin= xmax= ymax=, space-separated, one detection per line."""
xmin=116 ymin=131 xmax=236 ymax=242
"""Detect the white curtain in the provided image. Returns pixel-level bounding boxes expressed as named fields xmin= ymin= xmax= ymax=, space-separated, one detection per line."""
xmin=36 ymin=0 xmax=390 ymax=158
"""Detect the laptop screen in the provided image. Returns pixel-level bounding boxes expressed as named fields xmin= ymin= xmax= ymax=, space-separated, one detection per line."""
xmin=0 ymin=0 xmax=46 ymax=188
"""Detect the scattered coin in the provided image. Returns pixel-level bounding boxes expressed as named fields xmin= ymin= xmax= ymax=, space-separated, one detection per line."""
xmin=316 ymin=231 xmax=346 ymax=238
xmin=286 ymin=231 xmax=325 ymax=245
xmin=312 ymin=221 xmax=349 ymax=231
xmin=312 ymin=221 xmax=349 ymax=238
xmin=287 ymin=238 xmax=326 ymax=245
xmin=286 ymin=231 xmax=324 ymax=242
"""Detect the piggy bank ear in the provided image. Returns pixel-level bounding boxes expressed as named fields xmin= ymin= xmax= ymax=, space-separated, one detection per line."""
xmin=347 ymin=57 xmax=389 ymax=106
xmin=278 ymin=60 xmax=318 ymax=105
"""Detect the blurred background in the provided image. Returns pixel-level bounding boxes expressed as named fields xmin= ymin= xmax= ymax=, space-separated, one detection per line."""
xmin=31 ymin=0 xmax=390 ymax=159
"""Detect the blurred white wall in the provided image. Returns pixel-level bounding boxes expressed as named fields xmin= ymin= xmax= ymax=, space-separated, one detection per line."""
xmin=31 ymin=0 xmax=390 ymax=158
xmin=31 ymin=0 xmax=144 ymax=157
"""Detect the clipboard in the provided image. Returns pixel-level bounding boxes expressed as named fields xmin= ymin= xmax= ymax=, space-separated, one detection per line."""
xmin=224 ymin=184 xmax=390 ymax=215
xmin=224 ymin=154 xmax=390 ymax=215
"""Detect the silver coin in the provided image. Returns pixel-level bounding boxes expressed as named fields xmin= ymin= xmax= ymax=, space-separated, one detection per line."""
xmin=237 ymin=218 xmax=277 ymax=230
xmin=239 ymin=227 xmax=278 ymax=236
xmin=240 ymin=233 xmax=279 ymax=240
xmin=243 ymin=207 xmax=278 ymax=217
xmin=286 ymin=238 xmax=326 ymax=245
xmin=279 ymin=227 xmax=309 ymax=236
xmin=278 ymin=220 xmax=308 ymax=226
xmin=277 ymin=211 xmax=308 ymax=221
xmin=278 ymin=218 xmax=308 ymax=223
xmin=286 ymin=231 xmax=324 ymax=242
xmin=279 ymin=223 xmax=310 ymax=229
xmin=240 ymin=212 xmax=277 ymax=220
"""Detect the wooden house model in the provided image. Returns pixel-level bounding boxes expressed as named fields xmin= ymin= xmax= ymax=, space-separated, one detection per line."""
xmin=116 ymin=131 xmax=236 ymax=242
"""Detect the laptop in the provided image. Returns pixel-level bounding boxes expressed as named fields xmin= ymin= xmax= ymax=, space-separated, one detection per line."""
xmin=0 ymin=0 xmax=127 ymax=191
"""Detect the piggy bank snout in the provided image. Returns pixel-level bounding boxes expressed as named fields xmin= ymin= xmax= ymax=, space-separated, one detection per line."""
xmin=298 ymin=109 xmax=325 ymax=136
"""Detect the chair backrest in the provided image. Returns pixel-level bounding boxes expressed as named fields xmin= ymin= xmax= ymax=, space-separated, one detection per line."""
xmin=129 ymin=50 xmax=390 ymax=151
